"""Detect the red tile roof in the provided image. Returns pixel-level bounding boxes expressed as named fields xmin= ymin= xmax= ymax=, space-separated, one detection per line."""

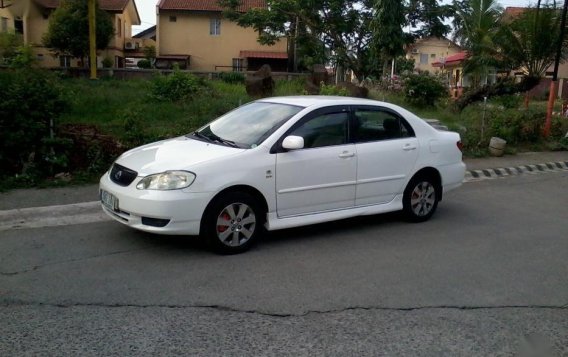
xmin=35 ymin=0 xmax=130 ymax=12
xmin=158 ymin=0 xmax=267 ymax=12
xmin=432 ymin=52 xmax=468 ymax=67
xmin=240 ymin=50 xmax=287 ymax=59
xmin=503 ymin=7 xmax=527 ymax=21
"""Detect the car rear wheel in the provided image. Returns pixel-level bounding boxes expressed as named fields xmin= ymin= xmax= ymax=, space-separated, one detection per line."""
xmin=203 ymin=192 xmax=263 ymax=254
xmin=403 ymin=175 xmax=439 ymax=222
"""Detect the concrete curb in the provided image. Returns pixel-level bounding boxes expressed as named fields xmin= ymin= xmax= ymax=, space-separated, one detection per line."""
xmin=0 ymin=201 xmax=109 ymax=231
xmin=464 ymin=161 xmax=568 ymax=182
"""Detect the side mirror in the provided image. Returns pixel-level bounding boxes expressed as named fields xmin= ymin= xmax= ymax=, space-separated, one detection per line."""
xmin=282 ymin=135 xmax=304 ymax=150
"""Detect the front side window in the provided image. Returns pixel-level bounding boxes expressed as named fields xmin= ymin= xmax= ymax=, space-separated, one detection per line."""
xmin=353 ymin=109 xmax=414 ymax=143
xmin=210 ymin=18 xmax=221 ymax=35
xmin=289 ymin=112 xmax=349 ymax=149
xmin=117 ymin=18 xmax=122 ymax=37
xmin=195 ymin=102 xmax=303 ymax=148
xmin=420 ymin=53 xmax=428 ymax=64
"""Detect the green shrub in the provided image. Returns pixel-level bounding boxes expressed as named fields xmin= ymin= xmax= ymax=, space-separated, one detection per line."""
xmin=219 ymin=71 xmax=245 ymax=84
xmin=0 ymin=69 xmax=68 ymax=177
xmin=120 ymin=106 xmax=147 ymax=147
xmin=137 ymin=59 xmax=151 ymax=69
xmin=151 ymin=69 xmax=204 ymax=102
xmin=493 ymin=94 xmax=522 ymax=109
xmin=102 ymin=56 xmax=113 ymax=68
xmin=319 ymin=83 xmax=349 ymax=96
xmin=403 ymin=72 xmax=448 ymax=107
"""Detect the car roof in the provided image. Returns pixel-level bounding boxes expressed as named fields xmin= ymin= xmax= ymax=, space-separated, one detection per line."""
xmin=258 ymin=96 xmax=384 ymax=108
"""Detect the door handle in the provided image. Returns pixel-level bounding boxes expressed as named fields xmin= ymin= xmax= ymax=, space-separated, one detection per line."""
xmin=403 ymin=144 xmax=417 ymax=151
xmin=339 ymin=151 xmax=355 ymax=158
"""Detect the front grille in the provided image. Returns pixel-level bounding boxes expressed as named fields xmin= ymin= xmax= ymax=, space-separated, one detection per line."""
xmin=109 ymin=163 xmax=138 ymax=186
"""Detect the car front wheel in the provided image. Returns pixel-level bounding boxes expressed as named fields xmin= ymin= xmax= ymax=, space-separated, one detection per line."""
xmin=202 ymin=192 xmax=263 ymax=254
xmin=403 ymin=176 xmax=439 ymax=222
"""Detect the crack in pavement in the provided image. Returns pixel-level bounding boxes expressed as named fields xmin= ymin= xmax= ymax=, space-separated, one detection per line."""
xmin=0 ymin=300 xmax=566 ymax=318
xmin=0 ymin=246 xmax=153 ymax=276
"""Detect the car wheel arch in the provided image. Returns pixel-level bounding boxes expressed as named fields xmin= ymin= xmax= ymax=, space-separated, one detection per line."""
xmin=408 ymin=167 xmax=443 ymax=201
xmin=200 ymin=184 xmax=269 ymax=230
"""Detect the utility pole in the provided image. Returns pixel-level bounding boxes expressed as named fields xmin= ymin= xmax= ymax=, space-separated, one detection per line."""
xmin=88 ymin=0 xmax=97 ymax=80
xmin=544 ymin=0 xmax=568 ymax=137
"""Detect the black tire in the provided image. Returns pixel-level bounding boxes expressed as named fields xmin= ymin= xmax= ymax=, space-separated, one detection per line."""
xmin=403 ymin=175 xmax=440 ymax=222
xmin=202 ymin=191 xmax=264 ymax=254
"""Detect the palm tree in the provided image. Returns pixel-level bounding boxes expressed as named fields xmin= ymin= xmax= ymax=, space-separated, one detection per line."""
xmin=498 ymin=2 xmax=567 ymax=80
xmin=452 ymin=0 xmax=503 ymax=87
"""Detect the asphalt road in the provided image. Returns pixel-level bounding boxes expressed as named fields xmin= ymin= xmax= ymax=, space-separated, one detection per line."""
xmin=1 ymin=171 xmax=567 ymax=356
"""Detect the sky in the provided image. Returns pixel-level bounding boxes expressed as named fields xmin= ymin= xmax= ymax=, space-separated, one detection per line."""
xmin=132 ymin=0 xmax=536 ymax=34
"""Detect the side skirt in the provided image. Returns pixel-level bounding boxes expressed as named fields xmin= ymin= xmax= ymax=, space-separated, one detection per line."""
xmin=265 ymin=195 xmax=404 ymax=231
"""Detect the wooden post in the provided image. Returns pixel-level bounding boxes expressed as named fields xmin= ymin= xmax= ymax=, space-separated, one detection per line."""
xmin=88 ymin=0 xmax=97 ymax=80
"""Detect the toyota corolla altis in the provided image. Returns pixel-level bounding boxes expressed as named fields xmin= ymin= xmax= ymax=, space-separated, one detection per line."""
xmin=100 ymin=96 xmax=465 ymax=253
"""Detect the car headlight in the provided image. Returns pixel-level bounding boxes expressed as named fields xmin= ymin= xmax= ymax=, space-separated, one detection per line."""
xmin=136 ymin=171 xmax=196 ymax=190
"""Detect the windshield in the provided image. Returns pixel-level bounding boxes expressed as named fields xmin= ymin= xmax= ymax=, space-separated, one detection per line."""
xmin=193 ymin=102 xmax=303 ymax=148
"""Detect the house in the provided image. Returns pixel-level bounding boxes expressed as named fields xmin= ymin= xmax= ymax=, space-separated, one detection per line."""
xmin=405 ymin=36 xmax=462 ymax=73
xmin=0 ymin=0 xmax=141 ymax=68
xmin=156 ymin=0 xmax=288 ymax=71
xmin=431 ymin=51 xmax=468 ymax=97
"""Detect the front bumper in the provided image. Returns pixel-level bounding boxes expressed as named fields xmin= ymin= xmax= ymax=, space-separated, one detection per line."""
xmin=99 ymin=173 xmax=212 ymax=235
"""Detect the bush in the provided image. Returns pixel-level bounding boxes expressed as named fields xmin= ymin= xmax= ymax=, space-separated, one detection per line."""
xmin=102 ymin=56 xmax=113 ymax=68
xmin=459 ymin=106 xmax=556 ymax=152
xmin=219 ymin=71 xmax=245 ymax=84
xmin=492 ymin=94 xmax=522 ymax=109
xmin=403 ymin=72 xmax=448 ymax=107
xmin=0 ymin=69 xmax=68 ymax=177
xmin=319 ymin=83 xmax=349 ymax=96
xmin=137 ymin=59 xmax=151 ymax=69
xmin=151 ymin=69 xmax=204 ymax=101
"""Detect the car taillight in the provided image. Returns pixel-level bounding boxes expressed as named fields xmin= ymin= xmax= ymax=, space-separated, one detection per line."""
xmin=456 ymin=141 xmax=464 ymax=152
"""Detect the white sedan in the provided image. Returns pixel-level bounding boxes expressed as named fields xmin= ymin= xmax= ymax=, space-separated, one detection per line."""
xmin=100 ymin=96 xmax=465 ymax=253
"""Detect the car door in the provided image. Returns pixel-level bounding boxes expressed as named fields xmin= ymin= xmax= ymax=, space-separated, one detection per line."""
xmin=274 ymin=106 xmax=357 ymax=217
xmin=352 ymin=105 xmax=419 ymax=206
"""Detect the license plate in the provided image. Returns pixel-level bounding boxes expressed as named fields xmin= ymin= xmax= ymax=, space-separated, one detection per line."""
xmin=100 ymin=190 xmax=119 ymax=211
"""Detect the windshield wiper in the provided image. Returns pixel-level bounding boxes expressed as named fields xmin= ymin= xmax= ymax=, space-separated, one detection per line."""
xmin=191 ymin=131 xmax=240 ymax=148
xmin=191 ymin=131 xmax=213 ymax=142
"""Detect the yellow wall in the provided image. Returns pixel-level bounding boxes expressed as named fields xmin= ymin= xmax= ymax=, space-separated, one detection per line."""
xmin=157 ymin=10 xmax=287 ymax=71
xmin=0 ymin=0 xmax=136 ymax=68
xmin=406 ymin=37 xmax=461 ymax=73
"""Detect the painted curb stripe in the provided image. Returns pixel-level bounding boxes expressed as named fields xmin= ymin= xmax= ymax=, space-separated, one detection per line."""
xmin=464 ymin=160 xmax=568 ymax=182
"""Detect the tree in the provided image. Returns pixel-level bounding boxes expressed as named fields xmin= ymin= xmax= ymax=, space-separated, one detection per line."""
xmin=372 ymin=0 xmax=406 ymax=76
xmin=406 ymin=0 xmax=453 ymax=38
xmin=452 ymin=0 xmax=503 ymax=87
xmin=43 ymin=0 xmax=113 ymax=65
xmin=220 ymin=0 xmax=377 ymax=80
xmin=498 ymin=3 xmax=568 ymax=79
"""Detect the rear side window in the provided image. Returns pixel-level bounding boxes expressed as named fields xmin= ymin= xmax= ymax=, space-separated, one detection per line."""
xmin=353 ymin=109 xmax=414 ymax=143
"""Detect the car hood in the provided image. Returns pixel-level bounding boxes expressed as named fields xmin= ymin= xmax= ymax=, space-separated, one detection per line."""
xmin=115 ymin=136 xmax=245 ymax=176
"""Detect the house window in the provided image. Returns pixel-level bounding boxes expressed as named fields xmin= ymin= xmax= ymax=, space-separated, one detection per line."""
xmin=210 ymin=18 xmax=221 ymax=35
xmin=420 ymin=53 xmax=428 ymax=65
xmin=59 ymin=55 xmax=72 ymax=68
xmin=14 ymin=19 xmax=23 ymax=34
xmin=1 ymin=17 xmax=7 ymax=32
xmin=117 ymin=18 xmax=121 ymax=37
xmin=430 ymin=53 xmax=436 ymax=58
xmin=37 ymin=54 xmax=44 ymax=61
xmin=169 ymin=16 xmax=176 ymax=22
xmin=232 ymin=58 xmax=243 ymax=72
